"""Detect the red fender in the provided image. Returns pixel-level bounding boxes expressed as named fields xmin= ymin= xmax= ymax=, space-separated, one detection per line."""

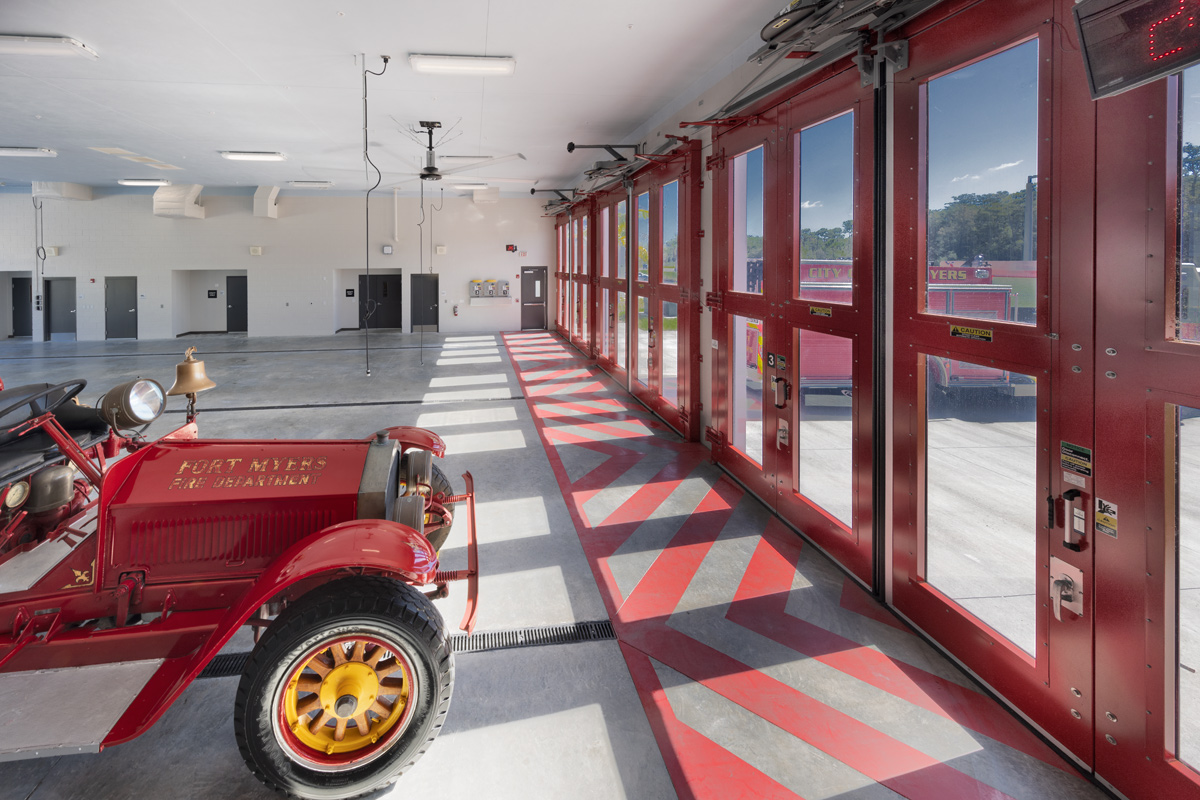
xmin=102 ymin=519 xmax=436 ymax=748
xmin=375 ymin=425 xmax=446 ymax=457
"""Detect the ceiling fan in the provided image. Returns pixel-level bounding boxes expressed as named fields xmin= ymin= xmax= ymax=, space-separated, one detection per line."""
xmin=398 ymin=120 xmax=529 ymax=187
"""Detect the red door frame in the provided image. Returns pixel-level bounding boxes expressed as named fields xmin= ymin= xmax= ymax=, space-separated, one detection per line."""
xmin=625 ymin=141 xmax=703 ymax=440
xmin=1092 ymin=73 xmax=1200 ymax=797
xmin=890 ymin=0 xmax=1095 ymax=769
xmin=554 ymin=219 xmax=569 ymax=336
xmin=710 ymin=65 xmax=876 ymax=585
xmin=594 ymin=185 xmax=630 ymax=386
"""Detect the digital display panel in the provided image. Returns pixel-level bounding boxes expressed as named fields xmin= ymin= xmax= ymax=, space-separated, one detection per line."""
xmin=1075 ymin=0 xmax=1200 ymax=98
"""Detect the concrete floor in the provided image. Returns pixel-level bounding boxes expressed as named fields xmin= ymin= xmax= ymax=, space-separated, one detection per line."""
xmin=0 ymin=330 xmax=1114 ymax=798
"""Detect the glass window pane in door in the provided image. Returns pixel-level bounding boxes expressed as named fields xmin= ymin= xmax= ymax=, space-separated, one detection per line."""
xmin=1179 ymin=66 xmax=1200 ymax=343
xmin=580 ymin=283 xmax=589 ymax=347
xmin=617 ymin=200 xmax=628 ymax=281
xmin=572 ymin=219 xmax=580 ymax=273
xmin=601 ymin=288 xmax=611 ymax=358
xmin=925 ymin=40 xmax=1039 ymax=325
xmin=925 ymin=356 xmax=1037 ymax=654
xmin=798 ymin=113 xmax=854 ymax=303
xmin=637 ymin=296 xmax=650 ymax=386
xmin=795 ymin=328 xmax=853 ymax=526
xmin=731 ymin=315 xmax=764 ymax=465
xmin=732 ymin=147 xmax=765 ymax=295
xmin=662 ymin=300 xmax=678 ymax=405
xmin=637 ymin=192 xmax=650 ymax=282
xmin=616 ymin=291 xmax=627 ymax=369
xmin=581 ymin=217 xmax=589 ymax=275
xmin=1179 ymin=404 xmax=1200 ymax=767
xmin=663 ymin=181 xmax=680 ymax=285
xmin=601 ymin=207 xmax=611 ymax=278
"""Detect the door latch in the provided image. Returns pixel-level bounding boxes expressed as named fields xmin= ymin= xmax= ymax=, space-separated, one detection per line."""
xmin=776 ymin=420 xmax=790 ymax=450
xmin=1049 ymin=555 xmax=1083 ymax=622
xmin=771 ymin=376 xmax=790 ymax=409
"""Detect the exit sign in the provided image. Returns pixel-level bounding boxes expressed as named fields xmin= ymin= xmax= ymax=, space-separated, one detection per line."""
xmin=1076 ymin=0 xmax=1200 ymax=98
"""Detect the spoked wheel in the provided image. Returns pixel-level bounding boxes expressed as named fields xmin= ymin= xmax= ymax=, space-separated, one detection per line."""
xmin=235 ymin=577 xmax=454 ymax=800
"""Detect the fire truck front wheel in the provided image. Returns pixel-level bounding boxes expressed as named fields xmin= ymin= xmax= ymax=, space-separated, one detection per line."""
xmin=234 ymin=576 xmax=454 ymax=800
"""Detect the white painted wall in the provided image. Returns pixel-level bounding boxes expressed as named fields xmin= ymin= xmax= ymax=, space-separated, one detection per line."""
xmin=0 ymin=191 xmax=556 ymax=341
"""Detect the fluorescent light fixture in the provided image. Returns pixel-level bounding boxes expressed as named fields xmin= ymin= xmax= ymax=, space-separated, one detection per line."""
xmin=408 ymin=54 xmax=515 ymax=76
xmin=289 ymin=180 xmax=333 ymax=188
xmin=453 ymin=183 xmax=489 ymax=190
xmin=0 ymin=147 xmax=56 ymax=157
xmin=219 ymin=151 xmax=286 ymax=161
xmin=118 ymin=178 xmax=171 ymax=186
xmin=0 ymin=35 xmax=98 ymax=59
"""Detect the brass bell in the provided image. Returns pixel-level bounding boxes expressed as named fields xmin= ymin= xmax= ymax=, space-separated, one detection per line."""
xmin=167 ymin=347 xmax=217 ymax=397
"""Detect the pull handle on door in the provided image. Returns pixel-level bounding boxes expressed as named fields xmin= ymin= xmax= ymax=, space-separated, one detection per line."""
xmin=771 ymin=376 xmax=790 ymax=409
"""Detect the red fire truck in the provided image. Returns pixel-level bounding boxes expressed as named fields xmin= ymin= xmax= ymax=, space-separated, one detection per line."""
xmin=747 ymin=260 xmax=1037 ymax=405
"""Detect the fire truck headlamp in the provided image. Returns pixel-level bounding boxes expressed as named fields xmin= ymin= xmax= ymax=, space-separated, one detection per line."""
xmin=100 ymin=379 xmax=167 ymax=429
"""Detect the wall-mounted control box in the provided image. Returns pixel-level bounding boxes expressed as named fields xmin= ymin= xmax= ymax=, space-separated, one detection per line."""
xmin=470 ymin=280 xmax=483 ymax=297
xmin=498 ymin=280 xmax=510 ymax=297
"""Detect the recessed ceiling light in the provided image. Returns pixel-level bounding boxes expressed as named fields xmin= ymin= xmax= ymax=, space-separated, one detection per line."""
xmin=289 ymin=180 xmax=334 ymax=188
xmin=0 ymin=35 xmax=98 ymax=59
xmin=118 ymin=178 xmax=171 ymax=186
xmin=219 ymin=151 xmax=286 ymax=161
xmin=0 ymin=147 xmax=56 ymax=157
xmin=408 ymin=54 xmax=515 ymax=76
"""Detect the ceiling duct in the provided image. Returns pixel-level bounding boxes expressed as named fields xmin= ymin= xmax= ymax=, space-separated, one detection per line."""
xmin=32 ymin=181 xmax=92 ymax=201
xmin=472 ymin=186 xmax=500 ymax=205
xmin=253 ymin=185 xmax=280 ymax=218
xmin=153 ymin=184 xmax=205 ymax=219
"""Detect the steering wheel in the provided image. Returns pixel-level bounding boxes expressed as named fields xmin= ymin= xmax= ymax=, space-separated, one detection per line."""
xmin=0 ymin=380 xmax=88 ymax=427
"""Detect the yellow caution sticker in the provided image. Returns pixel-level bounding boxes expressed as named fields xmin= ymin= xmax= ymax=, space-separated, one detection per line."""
xmin=1096 ymin=498 xmax=1118 ymax=539
xmin=810 ymin=306 xmax=833 ymax=318
xmin=949 ymin=324 xmax=993 ymax=342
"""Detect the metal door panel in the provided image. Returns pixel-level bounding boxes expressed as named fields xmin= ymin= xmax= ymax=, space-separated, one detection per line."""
xmin=105 ymin=276 xmax=137 ymax=339
xmin=11 ymin=277 xmax=31 ymax=337
xmin=521 ymin=267 xmax=547 ymax=330
xmin=226 ymin=275 xmax=247 ymax=333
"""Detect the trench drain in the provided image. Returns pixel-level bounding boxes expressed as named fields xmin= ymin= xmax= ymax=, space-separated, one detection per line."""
xmin=199 ymin=619 xmax=617 ymax=680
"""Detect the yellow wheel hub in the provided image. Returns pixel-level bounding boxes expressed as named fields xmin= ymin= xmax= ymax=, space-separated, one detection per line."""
xmin=282 ymin=638 xmax=412 ymax=757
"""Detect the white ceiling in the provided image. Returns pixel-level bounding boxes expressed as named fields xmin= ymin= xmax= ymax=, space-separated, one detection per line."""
xmin=0 ymin=0 xmax=788 ymax=196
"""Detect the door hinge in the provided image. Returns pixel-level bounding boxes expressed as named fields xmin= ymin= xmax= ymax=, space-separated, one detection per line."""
xmin=705 ymin=291 xmax=723 ymax=311
xmin=697 ymin=229 xmax=706 ymax=238
xmin=705 ymin=426 xmax=726 ymax=456
xmin=705 ymin=150 xmax=726 ymax=171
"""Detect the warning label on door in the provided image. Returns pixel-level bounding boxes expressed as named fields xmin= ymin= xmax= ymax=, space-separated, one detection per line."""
xmin=1095 ymin=498 xmax=1118 ymax=538
xmin=949 ymin=324 xmax=994 ymax=342
xmin=810 ymin=306 xmax=833 ymax=318
xmin=1060 ymin=441 xmax=1093 ymax=478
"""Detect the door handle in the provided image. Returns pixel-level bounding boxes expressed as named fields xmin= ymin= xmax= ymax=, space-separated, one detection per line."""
xmin=1049 ymin=556 xmax=1084 ymax=622
xmin=128 ymin=308 xmax=135 ymax=312
xmin=1051 ymin=576 xmax=1075 ymax=622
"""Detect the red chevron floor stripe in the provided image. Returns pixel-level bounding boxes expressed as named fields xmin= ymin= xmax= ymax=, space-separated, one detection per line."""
xmin=502 ymin=332 xmax=1097 ymax=800
xmin=620 ymin=642 xmax=804 ymax=800
xmin=727 ymin=526 xmax=1076 ymax=775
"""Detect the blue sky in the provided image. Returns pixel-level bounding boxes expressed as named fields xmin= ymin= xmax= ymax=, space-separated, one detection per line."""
xmin=736 ymin=39 xmax=1040 ymax=236
xmin=927 ymin=40 xmax=1039 ymax=209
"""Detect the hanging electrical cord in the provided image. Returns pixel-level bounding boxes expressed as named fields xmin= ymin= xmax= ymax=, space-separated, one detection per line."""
xmin=32 ymin=197 xmax=45 ymax=314
xmin=361 ymin=53 xmax=390 ymax=377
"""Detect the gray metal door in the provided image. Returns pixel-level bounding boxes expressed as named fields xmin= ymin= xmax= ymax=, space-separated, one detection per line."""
xmin=45 ymin=278 xmax=76 ymax=340
xmin=226 ymin=276 xmax=247 ymax=332
xmin=521 ymin=267 xmax=547 ymax=330
xmin=411 ymin=274 xmax=438 ymax=332
xmin=105 ymin=276 xmax=137 ymax=339
xmin=11 ymin=277 xmax=31 ymax=337
xmin=359 ymin=274 xmax=404 ymax=329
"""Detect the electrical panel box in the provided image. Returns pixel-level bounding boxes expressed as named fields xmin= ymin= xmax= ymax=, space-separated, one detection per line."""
xmin=498 ymin=280 xmax=510 ymax=297
xmin=485 ymin=280 xmax=497 ymax=297
xmin=470 ymin=280 xmax=482 ymax=297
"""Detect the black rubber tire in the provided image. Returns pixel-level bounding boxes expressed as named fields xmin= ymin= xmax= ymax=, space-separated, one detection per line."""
xmin=234 ymin=576 xmax=454 ymax=800
xmin=425 ymin=464 xmax=456 ymax=552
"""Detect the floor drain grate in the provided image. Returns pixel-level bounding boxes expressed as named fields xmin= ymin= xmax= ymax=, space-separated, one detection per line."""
xmin=198 ymin=620 xmax=617 ymax=680
xmin=449 ymin=619 xmax=616 ymax=654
